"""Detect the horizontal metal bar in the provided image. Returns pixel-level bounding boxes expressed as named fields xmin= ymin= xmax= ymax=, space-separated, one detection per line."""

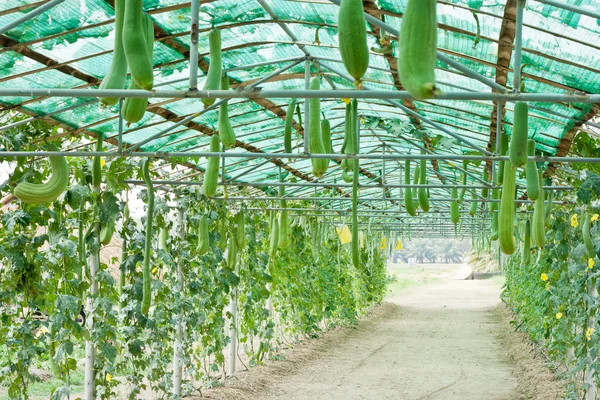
xmin=0 ymin=0 xmax=66 ymax=35
xmin=204 ymin=196 xmax=567 ymax=205
xmin=1 ymin=150 xmax=598 ymax=165
xmin=1 ymin=88 xmax=597 ymax=103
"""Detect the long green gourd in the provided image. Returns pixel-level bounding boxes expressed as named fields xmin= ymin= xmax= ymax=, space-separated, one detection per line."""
xmin=284 ymin=99 xmax=297 ymax=153
xmin=202 ymin=28 xmax=222 ymax=107
xmin=418 ymin=158 xmax=429 ymax=212
xmin=123 ymin=0 xmax=153 ymax=90
xmin=100 ymin=219 xmax=115 ymax=245
xmin=99 ymin=0 xmax=127 ymax=106
xmin=227 ymin=236 xmax=237 ymax=269
xmin=490 ymin=212 xmax=499 ymax=241
xmin=509 ymin=102 xmax=529 ymax=168
xmin=197 ymin=216 xmax=209 ymax=255
xmin=458 ymin=161 xmax=468 ymax=203
xmin=14 ymin=156 xmax=70 ymax=204
xmin=158 ymin=227 xmax=168 ymax=250
xmin=341 ymin=102 xmax=351 ymax=155
xmin=337 ymin=0 xmax=369 ymax=88
xmin=490 ymin=187 xmax=499 ymax=212
xmin=123 ymin=13 xmax=154 ymax=124
xmin=219 ymin=219 xmax=228 ymax=250
xmin=450 ymin=187 xmax=459 ymax=224
xmin=92 ymin=135 xmax=102 ymax=188
xmin=531 ymin=170 xmax=545 ymax=248
xmin=236 ymin=210 xmax=245 ymax=249
xmin=140 ymin=160 xmax=155 ymax=316
xmin=469 ymin=192 xmax=477 ymax=216
xmin=544 ymin=190 xmax=553 ymax=225
xmin=412 ymin=164 xmax=419 ymax=200
xmin=499 ymin=161 xmax=516 ymax=255
xmin=404 ymin=160 xmax=416 ymax=216
xmin=522 ymin=220 xmax=531 ymax=266
xmin=498 ymin=131 xmax=508 ymax=185
xmin=352 ymin=157 xmax=360 ymax=269
xmin=525 ymin=139 xmax=539 ymax=200
xmin=342 ymin=168 xmax=353 ymax=183
xmin=309 ymin=77 xmax=328 ymax=177
xmin=203 ymin=135 xmax=220 ymax=197
xmin=583 ymin=212 xmax=595 ymax=258
xmin=219 ymin=75 xmax=236 ymax=148
xmin=279 ymin=186 xmax=289 ymax=248
xmin=321 ymin=114 xmax=333 ymax=155
xmin=398 ymin=0 xmax=438 ymax=99
xmin=269 ymin=214 xmax=279 ymax=259
xmin=481 ymin=168 xmax=489 ymax=199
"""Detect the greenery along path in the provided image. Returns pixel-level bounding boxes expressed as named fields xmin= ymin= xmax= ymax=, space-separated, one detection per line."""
xmin=212 ymin=267 xmax=521 ymax=400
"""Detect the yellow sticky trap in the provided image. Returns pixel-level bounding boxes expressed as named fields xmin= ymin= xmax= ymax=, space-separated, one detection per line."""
xmin=395 ymin=239 xmax=403 ymax=251
xmin=380 ymin=236 xmax=387 ymax=250
xmin=337 ymin=225 xmax=352 ymax=244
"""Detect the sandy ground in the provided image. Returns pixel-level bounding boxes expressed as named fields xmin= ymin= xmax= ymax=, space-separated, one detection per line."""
xmin=204 ymin=264 xmax=565 ymax=400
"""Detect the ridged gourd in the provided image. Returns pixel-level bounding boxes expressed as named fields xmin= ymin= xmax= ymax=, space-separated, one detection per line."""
xmin=202 ymin=28 xmax=222 ymax=107
xmin=337 ymin=0 xmax=369 ymax=87
xmin=499 ymin=161 xmax=516 ymax=255
xmin=525 ymin=139 xmax=539 ymax=200
xmin=308 ymin=77 xmax=328 ymax=177
xmin=509 ymin=102 xmax=529 ymax=168
xmin=202 ymin=135 xmax=221 ymax=197
xmin=99 ymin=0 xmax=127 ymax=106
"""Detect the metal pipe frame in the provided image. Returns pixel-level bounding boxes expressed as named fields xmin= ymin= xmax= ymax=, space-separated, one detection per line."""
xmin=0 ymin=0 xmax=67 ymax=35
xmin=513 ymin=0 xmax=526 ymax=91
xmin=534 ymin=0 xmax=600 ymax=20
xmin=304 ymin=59 xmax=311 ymax=153
xmin=1 ymin=88 xmax=597 ymax=103
xmin=2 ymin=150 xmax=599 ymax=165
xmin=188 ymin=0 xmax=200 ymax=91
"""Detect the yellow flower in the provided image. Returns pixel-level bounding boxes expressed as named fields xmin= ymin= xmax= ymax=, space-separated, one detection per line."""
xmin=589 ymin=258 xmax=595 ymax=270
xmin=395 ymin=239 xmax=403 ymax=251
xmin=360 ymin=117 xmax=365 ymax=124
xmin=35 ymin=325 xmax=50 ymax=338
xmin=592 ymin=214 xmax=599 ymax=222
xmin=540 ymin=273 xmax=549 ymax=282
xmin=100 ymin=158 xmax=106 ymax=167
xmin=571 ymin=214 xmax=579 ymax=228
xmin=341 ymin=98 xmax=351 ymax=105
xmin=556 ymin=312 xmax=563 ymax=320
xmin=545 ymin=282 xmax=551 ymax=291
xmin=152 ymin=267 xmax=158 ymax=275
xmin=586 ymin=327 xmax=595 ymax=341
xmin=106 ymin=373 xmax=113 ymax=382
xmin=380 ymin=236 xmax=387 ymax=250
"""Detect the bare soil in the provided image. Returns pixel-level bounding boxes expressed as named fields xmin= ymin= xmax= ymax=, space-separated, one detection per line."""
xmin=203 ymin=266 xmax=565 ymax=400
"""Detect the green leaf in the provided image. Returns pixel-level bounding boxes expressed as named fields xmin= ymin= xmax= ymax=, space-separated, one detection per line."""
xmin=577 ymin=172 xmax=600 ymax=204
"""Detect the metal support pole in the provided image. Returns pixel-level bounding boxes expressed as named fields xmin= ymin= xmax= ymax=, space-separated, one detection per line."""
xmin=513 ymin=0 xmax=526 ymax=91
xmin=0 ymin=0 xmax=67 ymax=35
xmin=304 ymin=59 xmax=311 ymax=154
xmin=189 ymin=0 xmax=200 ymax=91
xmin=493 ymin=102 xmax=504 ymax=184
xmin=534 ymin=0 xmax=600 ymax=20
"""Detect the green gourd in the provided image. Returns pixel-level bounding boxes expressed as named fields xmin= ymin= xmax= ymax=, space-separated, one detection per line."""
xmin=100 ymin=218 xmax=115 ymax=245
xmin=309 ymin=77 xmax=328 ymax=177
xmin=418 ymin=158 xmax=429 ymax=212
xmin=269 ymin=215 xmax=279 ymax=259
xmin=197 ymin=216 xmax=209 ymax=255
xmin=99 ymin=0 xmax=127 ymax=106
xmin=218 ymin=76 xmax=236 ymax=148
xmin=236 ymin=210 xmax=245 ymax=249
xmin=219 ymin=219 xmax=228 ymax=250
xmin=525 ymin=139 xmax=539 ymax=200
xmin=284 ymin=99 xmax=297 ymax=153
xmin=583 ymin=212 xmax=595 ymax=258
xmin=92 ymin=135 xmax=102 ymax=188
xmin=398 ymin=0 xmax=438 ymax=99
xmin=404 ymin=160 xmax=416 ymax=216
xmin=469 ymin=192 xmax=477 ymax=217
xmin=481 ymin=168 xmax=489 ymax=198
xmin=140 ymin=159 xmax=155 ymax=316
xmin=321 ymin=114 xmax=333 ymax=155
xmin=459 ymin=161 xmax=468 ymax=203
xmin=499 ymin=161 xmax=516 ymax=255
xmin=279 ymin=186 xmax=290 ymax=248
xmin=544 ymin=190 xmax=553 ymax=225
xmin=490 ymin=212 xmax=499 ymax=241
xmin=123 ymin=13 xmax=154 ymax=123
xmin=337 ymin=0 xmax=369 ymax=88
xmin=498 ymin=131 xmax=509 ymax=185
xmin=352 ymin=158 xmax=360 ymax=269
xmin=14 ymin=156 xmax=70 ymax=204
xmin=158 ymin=227 xmax=168 ymax=250
xmin=227 ymin=236 xmax=237 ymax=269
xmin=522 ymin=220 xmax=531 ymax=266
xmin=342 ymin=168 xmax=353 ymax=183
xmin=344 ymin=100 xmax=359 ymax=155
xmin=531 ymin=170 xmax=545 ymax=248
xmin=202 ymin=28 xmax=222 ymax=107
xmin=341 ymin=102 xmax=351 ymax=155
xmin=450 ymin=187 xmax=460 ymax=224
xmin=412 ymin=164 xmax=419 ymax=200
xmin=123 ymin=0 xmax=153 ymax=90
xmin=509 ymin=102 xmax=529 ymax=168
xmin=203 ymin=135 xmax=220 ymax=197
xmin=490 ymin=187 xmax=499 ymax=212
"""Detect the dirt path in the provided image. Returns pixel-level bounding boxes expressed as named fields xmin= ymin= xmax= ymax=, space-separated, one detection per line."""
xmin=248 ymin=278 xmax=517 ymax=400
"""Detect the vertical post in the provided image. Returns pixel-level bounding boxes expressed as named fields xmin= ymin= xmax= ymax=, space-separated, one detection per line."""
xmin=382 ymin=143 xmax=387 ymax=201
xmin=118 ymin=98 xmax=124 ymax=154
xmin=172 ymin=208 xmax=185 ymax=396
xmin=189 ymin=0 xmax=200 ymax=90
xmin=492 ymin=101 xmax=504 ymax=185
xmin=303 ymin=59 xmax=311 ymax=154
xmin=513 ymin=0 xmax=526 ymax=92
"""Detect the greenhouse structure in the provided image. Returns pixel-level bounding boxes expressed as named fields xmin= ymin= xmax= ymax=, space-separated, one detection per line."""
xmin=0 ymin=0 xmax=599 ymax=398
